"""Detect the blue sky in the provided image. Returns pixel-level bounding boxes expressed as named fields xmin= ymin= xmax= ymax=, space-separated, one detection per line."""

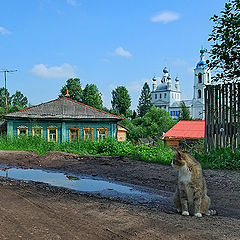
xmin=0 ymin=0 xmax=226 ymax=109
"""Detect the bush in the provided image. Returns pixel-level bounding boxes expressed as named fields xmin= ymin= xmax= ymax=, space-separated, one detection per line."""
xmin=193 ymin=148 xmax=240 ymax=171
xmin=0 ymin=136 xmax=174 ymax=165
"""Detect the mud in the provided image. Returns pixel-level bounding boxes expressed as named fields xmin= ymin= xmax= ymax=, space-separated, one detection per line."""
xmin=0 ymin=150 xmax=239 ymax=240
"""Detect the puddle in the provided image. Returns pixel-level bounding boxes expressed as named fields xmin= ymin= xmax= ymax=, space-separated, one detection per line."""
xmin=0 ymin=165 xmax=173 ymax=206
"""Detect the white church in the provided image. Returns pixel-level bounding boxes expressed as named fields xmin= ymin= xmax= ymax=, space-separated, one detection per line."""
xmin=151 ymin=49 xmax=211 ymax=120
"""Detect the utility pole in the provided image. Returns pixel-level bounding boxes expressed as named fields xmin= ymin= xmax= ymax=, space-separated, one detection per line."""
xmin=0 ymin=69 xmax=17 ymax=114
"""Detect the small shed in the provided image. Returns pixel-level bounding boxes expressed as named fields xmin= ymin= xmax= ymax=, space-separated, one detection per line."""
xmin=163 ymin=120 xmax=205 ymax=147
xmin=117 ymin=124 xmax=128 ymax=142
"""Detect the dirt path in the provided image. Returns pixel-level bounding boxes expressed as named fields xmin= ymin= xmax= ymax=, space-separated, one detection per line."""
xmin=0 ymin=150 xmax=239 ymax=240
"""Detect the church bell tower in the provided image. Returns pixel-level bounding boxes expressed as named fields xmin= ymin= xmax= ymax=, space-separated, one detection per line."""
xmin=192 ymin=49 xmax=211 ymax=119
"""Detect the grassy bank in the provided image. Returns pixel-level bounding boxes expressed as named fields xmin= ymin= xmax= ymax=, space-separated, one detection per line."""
xmin=0 ymin=136 xmax=239 ymax=170
xmin=0 ymin=135 xmax=174 ymax=165
xmin=193 ymin=148 xmax=240 ymax=171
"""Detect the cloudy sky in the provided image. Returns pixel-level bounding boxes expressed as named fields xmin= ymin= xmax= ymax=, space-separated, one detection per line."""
xmin=0 ymin=0 xmax=226 ymax=109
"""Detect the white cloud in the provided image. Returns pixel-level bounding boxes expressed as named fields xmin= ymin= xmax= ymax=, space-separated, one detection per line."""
xmin=0 ymin=26 xmax=10 ymax=35
xmin=151 ymin=11 xmax=180 ymax=24
xmin=66 ymin=0 xmax=79 ymax=7
xmin=31 ymin=63 xmax=76 ymax=78
xmin=114 ymin=47 xmax=132 ymax=57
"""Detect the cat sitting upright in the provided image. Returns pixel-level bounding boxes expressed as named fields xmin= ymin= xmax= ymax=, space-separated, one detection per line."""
xmin=172 ymin=149 xmax=215 ymax=217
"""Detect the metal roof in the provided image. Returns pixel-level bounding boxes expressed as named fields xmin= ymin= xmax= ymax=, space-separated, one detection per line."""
xmin=3 ymin=97 xmax=123 ymax=120
xmin=163 ymin=120 xmax=205 ymax=139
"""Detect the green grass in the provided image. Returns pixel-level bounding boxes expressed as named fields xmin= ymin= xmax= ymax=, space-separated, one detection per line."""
xmin=0 ymin=135 xmax=239 ymax=170
xmin=0 ymin=135 xmax=174 ymax=165
xmin=193 ymin=147 xmax=240 ymax=171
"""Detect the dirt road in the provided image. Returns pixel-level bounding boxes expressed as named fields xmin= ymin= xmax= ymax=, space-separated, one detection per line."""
xmin=0 ymin=150 xmax=239 ymax=240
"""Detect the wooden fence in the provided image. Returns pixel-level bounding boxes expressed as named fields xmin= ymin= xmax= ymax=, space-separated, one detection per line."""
xmin=204 ymin=83 xmax=240 ymax=150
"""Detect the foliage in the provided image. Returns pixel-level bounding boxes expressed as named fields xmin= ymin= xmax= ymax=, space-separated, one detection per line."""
xmin=82 ymin=84 xmax=103 ymax=109
xmin=59 ymin=78 xmax=83 ymax=102
xmin=193 ymin=147 xmax=240 ymax=171
xmin=178 ymin=101 xmax=191 ymax=120
xmin=111 ymin=86 xmax=131 ymax=116
xmin=137 ymin=82 xmax=152 ymax=117
xmin=208 ymin=0 xmax=240 ymax=82
xmin=0 ymin=88 xmax=28 ymax=115
xmin=141 ymin=106 xmax=175 ymax=138
xmin=11 ymin=90 xmax=28 ymax=109
xmin=121 ymin=106 xmax=176 ymax=140
xmin=0 ymin=88 xmax=11 ymax=108
xmin=0 ymin=135 xmax=174 ymax=165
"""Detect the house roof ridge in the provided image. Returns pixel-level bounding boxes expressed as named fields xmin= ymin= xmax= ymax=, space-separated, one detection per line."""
xmin=61 ymin=97 xmax=124 ymax=119
xmin=3 ymin=97 xmax=124 ymax=120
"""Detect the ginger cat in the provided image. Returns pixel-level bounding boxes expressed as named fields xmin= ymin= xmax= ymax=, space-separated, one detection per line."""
xmin=172 ymin=150 xmax=215 ymax=217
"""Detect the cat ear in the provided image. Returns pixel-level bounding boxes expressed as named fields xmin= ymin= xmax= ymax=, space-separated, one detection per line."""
xmin=176 ymin=149 xmax=185 ymax=158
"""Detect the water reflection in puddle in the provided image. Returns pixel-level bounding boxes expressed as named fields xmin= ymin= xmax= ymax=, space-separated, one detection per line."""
xmin=0 ymin=165 xmax=172 ymax=205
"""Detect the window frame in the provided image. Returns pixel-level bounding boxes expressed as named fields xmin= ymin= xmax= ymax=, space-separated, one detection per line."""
xmin=198 ymin=89 xmax=202 ymax=99
xmin=69 ymin=127 xmax=79 ymax=142
xmin=17 ymin=126 xmax=28 ymax=136
xmin=83 ymin=127 xmax=93 ymax=140
xmin=97 ymin=127 xmax=107 ymax=141
xmin=198 ymin=73 xmax=203 ymax=83
xmin=32 ymin=126 xmax=43 ymax=138
xmin=47 ymin=126 xmax=58 ymax=142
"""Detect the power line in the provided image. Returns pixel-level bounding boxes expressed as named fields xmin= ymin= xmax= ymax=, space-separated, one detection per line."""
xmin=0 ymin=69 xmax=17 ymax=114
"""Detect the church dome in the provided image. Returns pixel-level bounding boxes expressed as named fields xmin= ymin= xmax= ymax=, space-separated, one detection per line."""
xmin=163 ymin=67 xmax=169 ymax=74
xmin=196 ymin=60 xmax=207 ymax=69
xmin=156 ymin=83 xmax=167 ymax=91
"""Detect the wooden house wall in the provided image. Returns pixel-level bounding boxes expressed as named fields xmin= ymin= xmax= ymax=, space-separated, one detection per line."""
xmin=7 ymin=119 xmax=117 ymax=142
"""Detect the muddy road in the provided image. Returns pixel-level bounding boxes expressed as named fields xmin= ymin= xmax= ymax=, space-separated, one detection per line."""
xmin=0 ymin=150 xmax=239 ymax=240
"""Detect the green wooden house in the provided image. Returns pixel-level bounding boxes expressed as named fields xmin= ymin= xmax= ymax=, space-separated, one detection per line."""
xmin=3 ymin=97 xmax=124 ymax=142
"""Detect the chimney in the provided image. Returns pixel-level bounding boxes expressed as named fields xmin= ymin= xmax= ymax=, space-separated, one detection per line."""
xmin=65 ymin=89 xmax=70 ymax=97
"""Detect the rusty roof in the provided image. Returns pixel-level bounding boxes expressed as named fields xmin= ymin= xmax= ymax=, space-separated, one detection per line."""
xmin=4 ymin=97 xmax=123 ymax=120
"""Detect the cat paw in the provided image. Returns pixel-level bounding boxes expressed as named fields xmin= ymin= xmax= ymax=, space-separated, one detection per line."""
xmin=182 ymin=211 xmax=189 ymax=216
xmin=206 ymin=210 xmax=217 ymax=216
xmin=194 ymin=213 xmax=202 ymax=217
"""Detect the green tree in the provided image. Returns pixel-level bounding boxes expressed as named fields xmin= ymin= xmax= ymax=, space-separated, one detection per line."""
xmin=11 ymin=90 xmax=28 ymax=109
xmin=208 ymin=0 xmax=240 ymax=81
xmin=178 ymin=101 xmax=191 ymax=120
xmin=0 ymin=88 xmax=11 ymax=108
xmin=111 ymin=86 xmax=131 ymax=116
xmin=82 ymin=84 xmax=103 ymax=109
xmin=141 ymin=106 xmax=175 ymax=138
xmin=59 ymin=78 xmax=83 ymax=102
xmin=137 ymin=82 xmax=152 ymax=117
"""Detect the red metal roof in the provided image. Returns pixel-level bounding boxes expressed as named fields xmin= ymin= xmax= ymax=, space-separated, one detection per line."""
xmin=163 ymin=120 xmax=205 ymax=139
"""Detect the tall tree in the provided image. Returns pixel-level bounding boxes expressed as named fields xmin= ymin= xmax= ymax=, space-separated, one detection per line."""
xmin=208 ymin=0 xmax=240 ymax=82
xmin=59 ymin=78 xmax=83 ymax=102
xmin=82 ymin=84 xmax=103 ymax=109
xmin=0 ymin=88 xmax=11 ymax=108
xmin=137 ymin=82 xmax=152 ymax=117
xmin=178 ymin=101 xmax=191 ymax=120
xmin=11 ymin=90 xmax=28 ymax=109
xmin=111 ymin=86 xmax=131 ymax=116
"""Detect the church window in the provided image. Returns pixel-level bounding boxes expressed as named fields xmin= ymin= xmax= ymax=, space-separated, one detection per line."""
xmin=172 ymin=93 xmax=174 ymax=98
xmin=170 ymin=111 xmax=173 ymax=116
xmin=155 ymin=94 xmax=157 ymax=99
xmin=198 ymin=89 xmax=202 ymax=98
xmin=160 ymin=93 xmax=162 ymax=99
xmin=198 ymin=73 xmax=202 ymax=83
xmin=164 ymin=93 xmax=166 ymax=98
xmin=173 ymin=111 xmax=175 ymax=116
